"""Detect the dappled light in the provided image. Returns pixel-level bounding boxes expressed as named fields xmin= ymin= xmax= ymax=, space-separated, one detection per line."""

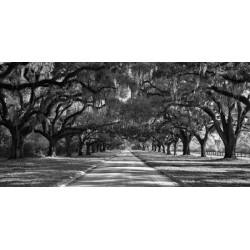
xmin=133 ymin=151 xmax=250 ymax=187
xmin=1 ymin=62 xmax=250 ymax=186
xmin=69 ymin=150 xmax=179 ymax=187
xmin=0 ymin=151 xmax=121 ymax=186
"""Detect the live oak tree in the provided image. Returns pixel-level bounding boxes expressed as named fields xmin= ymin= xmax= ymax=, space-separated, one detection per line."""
xmin=191 ymin=109 xmax=214 ymax=157
xmin=161 ymin=107 xmax=194 ymax=155
xmin=117 ymin=96 xmax=155 ymax=149
xmin=174 ymin=63 xmax=250 ymax=158
xmin=34 ymin=87 xmax=88 ymax=156
xmin=161 ymin=106 xmax=214 ymax=157
xmin=204 ymin=63 xmax=250 ymax=158
xmin=154 ymin=122 xmax=180 ymax=155
xmin=0 ymin=62 xmax=120 ymax=158
xmin=0 ymin=63 xmax=54 ymax=158
xmin=77 ymin=129 xmax=96 ymax=156
xmin=34 ymin=76 xmax=117 ymax=156
xmin=2 ymin=62 xmax=250 ymax=159
xmin=138 ymin=62 xmax=250 ymax=159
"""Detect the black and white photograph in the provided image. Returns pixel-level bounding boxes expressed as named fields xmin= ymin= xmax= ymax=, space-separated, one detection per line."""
xmin=1 ymin=1 xmax=250 ymax=250
xmin=1 ymin=62 xmax=250 ymax=187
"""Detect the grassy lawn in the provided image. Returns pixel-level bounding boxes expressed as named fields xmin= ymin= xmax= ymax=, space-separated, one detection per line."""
xmin=0 ymin=150 xmax=120 ymax=187
xmin=132 ymin=150 xmax=250 ymax=187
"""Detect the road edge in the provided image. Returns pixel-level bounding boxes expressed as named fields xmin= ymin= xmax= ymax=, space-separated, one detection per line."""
xmin=56 ymin=151 xmax=121 ymax=187
xmin=130 ymin=150 xmax=189 ymax=187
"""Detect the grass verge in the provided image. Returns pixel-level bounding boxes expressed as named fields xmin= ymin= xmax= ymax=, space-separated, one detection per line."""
xmin=132 ymin=150 xmax=250 ymax=187
xmin=0 ymin=150 xmax=120 ymax=187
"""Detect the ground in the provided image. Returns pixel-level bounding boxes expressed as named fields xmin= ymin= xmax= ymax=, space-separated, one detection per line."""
xmin=0 ymin=151 xmax=120 ymax=186
xmin=1 ymin=149 xmax=250 ymax=187
xmin=68 ymin=150 xmax=179 ymax=186
xmin=133 ymin=151 xmax=250 ymax=186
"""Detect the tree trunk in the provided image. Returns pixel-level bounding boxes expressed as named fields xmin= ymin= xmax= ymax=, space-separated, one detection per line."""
xmin=200 ymin=141 xmax=206 ymax=157
xmin=142 ymin=144 xmax=146 ymax=151
xmin=9 ymin=132 xmax=24 ymax=159
xmin=97 ymin=144 xmax=100 ymax=152
xmin=86 ymin=142 xmax=91 ymax=155
xmin=217 ymin=122 xmax=238 ymax=159
xmin=167 ymin=143 xmax=172 ymax=155
xmin=223 ymin=135 xmax=237 ymax=159
xmin=183 ymin=143 xmax=190 ymax=155
xmin=78 ymin=138 xmax=84 ymax=156
xmin=182 ymin=139 xmax=191 ymax=155
xmin=66 ymin=136 xmax=72 ymax=157
xmin=48 ymin=140 xmax=57 ymax=157
xmin=211 ymin=111 xmax=239 ymax=159
xmin=194 ymin=130 xmax=209 ymax=158
xmin=180 ymin=131 xmax=192 ymax=155
xmin=91 ymin=142 xmax=97 ymax=153
xmin=172 ymin=137 xmax=179 ymax=155
xmin=173 ymin=141 xmax=177 ymax=155
xmin=9 ymin=126 xmax=26 ymax=159
xmin=158 ymin=144 xmax=161 ymax=152
xmin=103 ymin=144 xmax=106 ymax=152
xmin=162 ymin=144 xmax=165 ymax=153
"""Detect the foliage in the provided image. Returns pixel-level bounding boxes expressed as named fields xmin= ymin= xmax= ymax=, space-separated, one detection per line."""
xmin=1 ymin=62 xmax=250 ymax=159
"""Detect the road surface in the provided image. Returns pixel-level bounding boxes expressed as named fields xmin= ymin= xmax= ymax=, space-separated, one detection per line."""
xmin=68 ymin=150 xmax=179 ymax=187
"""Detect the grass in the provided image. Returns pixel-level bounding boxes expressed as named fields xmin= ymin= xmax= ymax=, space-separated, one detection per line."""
xmin=132 ymin=151 xmax=250 ymax=187
xmin=0 ymin=150 xmax=120 ymax=187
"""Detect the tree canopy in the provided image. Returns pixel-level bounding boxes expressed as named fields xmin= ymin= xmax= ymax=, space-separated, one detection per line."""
xmin=1 ymin=62 xmax=250 ymax=159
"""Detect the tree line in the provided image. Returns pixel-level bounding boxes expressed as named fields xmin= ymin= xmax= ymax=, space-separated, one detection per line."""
xmin=117 ymin=63 xmax=250 ymax=159
xmin=1 ymin=62 xmax=250 ymax=159
xmin=0 ymin=63 xmax=127 ymax=158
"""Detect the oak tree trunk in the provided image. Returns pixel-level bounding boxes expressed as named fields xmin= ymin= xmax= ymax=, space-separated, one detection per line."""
xmin=66 ymin=136 xmax=72 ymax=157
xmin=173 ymin=141 xmax=178 ymax=155
xmin=182 ymin=142 xmax=190 ymax=155
xmin=180 ymin=131 xmax=192 ymax=155
xmin=9 ymin=132 xmax=24 ymax=159
xmin=218 ymin=122 xmax=238 ymax=159
xmin=92 ymin=142 xmax=97 ymax=153
xmin=86 ymin=142 xmax=91 ymax=155
xmin=167 ymin=143 xmax=172 ymax=155
xmin=200 ymin=141 xmax=206 ymax=157
xmin=162 ymin=144 xmax=166 ymax=153
xmin=78 ymin=139 xmax=84 ymax=156
xmin=223 ymin=135 xmax=237 ymax=159
xmin=48 ymin=140 xmax=57 ymax=157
